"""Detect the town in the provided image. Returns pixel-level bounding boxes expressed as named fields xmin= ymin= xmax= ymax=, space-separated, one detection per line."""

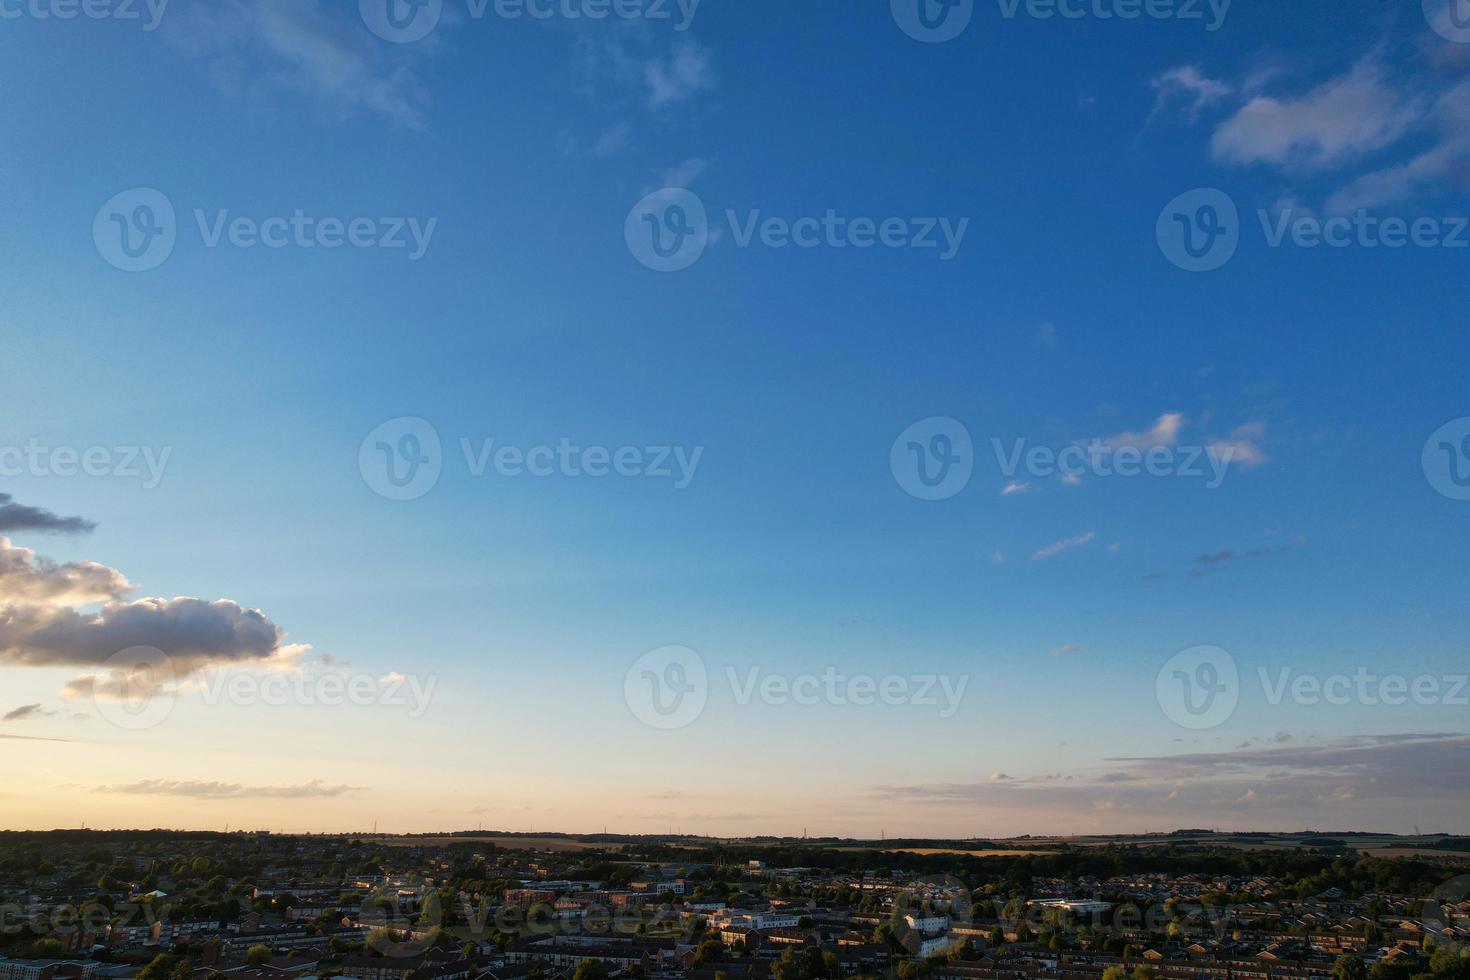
xmin=1 ymin=833 xmax=1467 ymax=980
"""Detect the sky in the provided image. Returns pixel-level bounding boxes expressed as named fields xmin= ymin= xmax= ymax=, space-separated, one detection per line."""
xmin=1 ymin=0 xmax=1469 ymax=838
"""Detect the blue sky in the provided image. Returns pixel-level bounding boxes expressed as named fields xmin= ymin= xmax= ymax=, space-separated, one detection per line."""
xmin=1 ymin=0 xmax=1469 ymax=836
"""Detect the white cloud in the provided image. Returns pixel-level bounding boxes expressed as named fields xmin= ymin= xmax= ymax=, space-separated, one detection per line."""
xmin=1211 ymin=58 xmax=1423 ymax=171
xmin=1207 ymin=421 xmax=1268 ymax=469
xmin=1097 ymin=412 xmax=1185 ymax=451
xmin=1150 ymin=65 xmax=1232 ymax=122
xmin=1032 ymin=531 xmax=1096 ymax=561
xmin=167 ymin=0 xmax=430 ymax=129
xmin=1001 ymin=481 xmax=1032 ymax=496
xmin=0 ymin=537 xmax=133 ymax=607
xmin=1325 ymin=80 xmax=1470 ymax=212
xmin=644 ymin=38 xmax=716 ymax=108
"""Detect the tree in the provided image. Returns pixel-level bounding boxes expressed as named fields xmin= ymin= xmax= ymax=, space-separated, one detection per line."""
xmin=137 ymin=954 xmax=181 ymax=980
xmin=246 ymin=946 xmax=272 ymax=966
xmin=27 ymin=939 xmax=69 ymax=960
xmin=694 ymin=938 xmax=725 ymax=967
xmin=571 ymin=960 xmax=609 ymax=980
xmin=1102 ymin=968 xmax=1130 ymax=980
xmin=1334 ymin=955 xmax=1368 ymax=980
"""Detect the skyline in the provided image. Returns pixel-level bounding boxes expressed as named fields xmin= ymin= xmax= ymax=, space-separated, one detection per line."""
xmin=3 ymin=0 xmax=1470 ymax=837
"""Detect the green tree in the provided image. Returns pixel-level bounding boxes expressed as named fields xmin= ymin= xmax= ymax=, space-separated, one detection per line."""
xmin=694 ymin=938 xmax=725 ymax=967
xmin=1334 ymin=954 xmax=1368 ymax=980
xmin=246 ymin=945 xmax=272 ymax=966
xmin=27 ymin=938 xmax=69 ymax=960
xmin=571 ymin=960 xmax=609 ymax=980
xmin=136 ymin=954 xmax=181 ymax=980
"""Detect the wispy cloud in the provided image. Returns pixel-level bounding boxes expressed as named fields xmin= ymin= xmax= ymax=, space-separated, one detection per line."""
xmin=93 ymin=778 xmax=365 ymax=799
xmin=2 ymin=703 xmax=55 ymax=722
xmin=167 ymin=0 xmax=430 ymax=129
xmin=1096 ymin=412 xmax=1185 ymax=451
xmin=1150 ymin=65 xmax=1232 ymax=122
xmin=1207 ymin=421 xmax=1268 ymax=469
xmin=1033 ymin=531 xmax=1096 ymax=561
xmin=644 ymin=37 xmax=716 ymax=108
xmin=1210 ymin=57 xmax=1421 ymax=171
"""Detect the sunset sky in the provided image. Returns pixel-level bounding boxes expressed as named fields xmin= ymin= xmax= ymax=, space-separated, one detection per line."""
xmin=2 ymin=0 xmax=1469 ymax=836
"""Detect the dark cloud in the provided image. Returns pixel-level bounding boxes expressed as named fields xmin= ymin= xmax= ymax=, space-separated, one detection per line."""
xmin=0 ymin=495 xmax=95 ymax=535
xmin=2 ymin=703 xmax=54 ymax=722
xmin=1185 ymin=536 xmax=1308 ymax=578
xmin=0 ymin=537 xmax=301 ymax=702
xmin=2 ymin=597 xmax=285 ymax=674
